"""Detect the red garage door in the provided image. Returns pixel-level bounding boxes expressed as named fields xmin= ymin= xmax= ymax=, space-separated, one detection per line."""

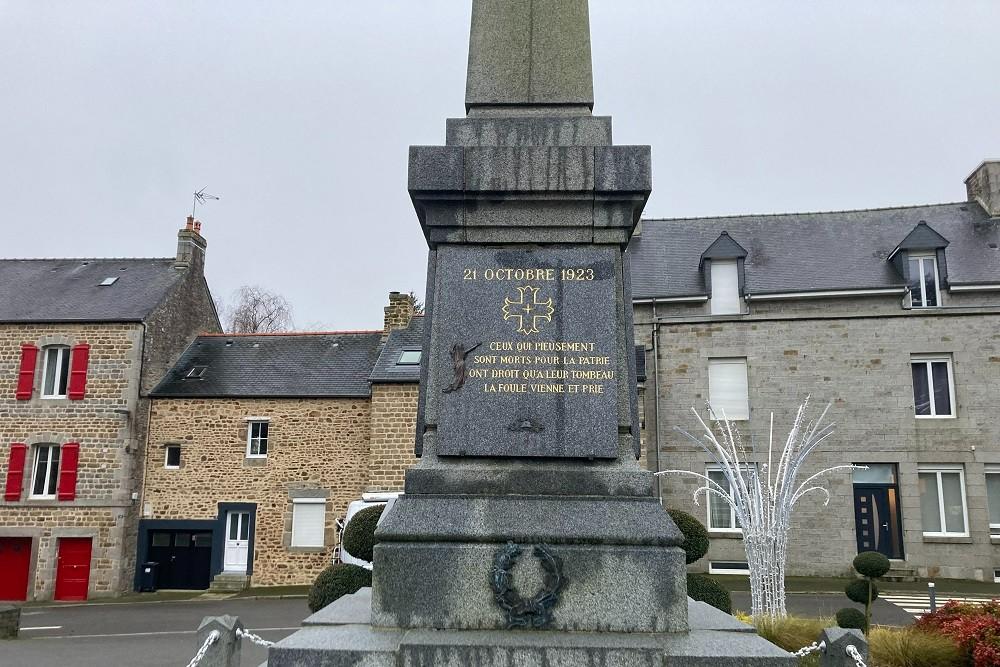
xmin=0 ymin=537 xmax=32 ymax=601
xmin=54 ymin=537 xmax=92 ymax=601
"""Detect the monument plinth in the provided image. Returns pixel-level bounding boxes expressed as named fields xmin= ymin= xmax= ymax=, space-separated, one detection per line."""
xmin=269 ymin=1 xmax=796 ymax=663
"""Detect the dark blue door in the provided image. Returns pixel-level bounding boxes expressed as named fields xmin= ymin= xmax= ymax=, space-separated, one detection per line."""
xmin=853 ymin=485 xmax=904 ymax=559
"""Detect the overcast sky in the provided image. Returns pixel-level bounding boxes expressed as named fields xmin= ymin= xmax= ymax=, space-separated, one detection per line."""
xmin=2 ymin=1 xmax=997 ymax=329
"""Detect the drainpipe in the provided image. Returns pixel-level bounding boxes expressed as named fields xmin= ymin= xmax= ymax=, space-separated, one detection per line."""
xmin=651 ymin=301 xmax=662 ymax=500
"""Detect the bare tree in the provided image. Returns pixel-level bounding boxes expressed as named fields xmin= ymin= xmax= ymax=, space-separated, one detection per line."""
xmin=222 ymin=285 xmax=295 ymax=333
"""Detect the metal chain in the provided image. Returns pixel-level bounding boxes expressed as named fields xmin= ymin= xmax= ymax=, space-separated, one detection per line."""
xmin=236 ymin=627 xmax=275 ymax=647
xmin=186 ymin=630 xmax=220 ymax=667
xmin=791 ymin=640 xmax=826 ymax=657
xmin=846 ymin=644 xmax=867 ymax=667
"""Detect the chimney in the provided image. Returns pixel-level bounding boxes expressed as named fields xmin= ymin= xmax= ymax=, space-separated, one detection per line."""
xmin=175 ymin=215 xmax=208 ymax=273
xmin=383 ymin=291 xmax=414 ymax=336
xmin=965 ymin=160 xmax=1000 ymax=218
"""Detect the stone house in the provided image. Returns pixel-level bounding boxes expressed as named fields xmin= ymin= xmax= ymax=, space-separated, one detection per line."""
xmin=0 ymin=218 xmax=220 ymax=601
xmin=630 ymin=160 xmax=1000 ymax=581
xmin=137 ymin=294 xmax=421 ymax=591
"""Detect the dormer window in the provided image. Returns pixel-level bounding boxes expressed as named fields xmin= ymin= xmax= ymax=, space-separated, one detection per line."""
xmin=710 ymin=260 xmax=740 ymax=315
xmin=908 ymin=252 xmax=940 ymax=308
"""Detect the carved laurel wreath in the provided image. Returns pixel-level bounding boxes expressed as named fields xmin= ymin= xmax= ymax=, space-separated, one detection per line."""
xmin=491 ymin=541 xmax=566 ymax=629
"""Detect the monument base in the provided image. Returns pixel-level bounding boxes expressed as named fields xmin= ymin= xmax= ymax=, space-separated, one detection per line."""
xmin=267 ymin=589 xmax=797 ymax=667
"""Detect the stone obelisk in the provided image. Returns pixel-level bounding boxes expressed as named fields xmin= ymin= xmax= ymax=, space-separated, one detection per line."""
xmin=269 ymin=2 xmax=796 ymax=663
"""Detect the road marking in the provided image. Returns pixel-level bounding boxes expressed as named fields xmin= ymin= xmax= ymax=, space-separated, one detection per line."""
xmin=882 ymin=594 xmax=997 ymax=618
xmin=21 ymin=626 xmax=63 ymax=631
xmin=26 ymin=627 xmax=299 ymax=640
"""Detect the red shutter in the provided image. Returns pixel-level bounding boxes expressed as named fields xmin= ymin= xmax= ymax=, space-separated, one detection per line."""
xmin=67 ymin=344 xmax=90 ymax=400
xmin=4 ymin=443 xmax=27 ymax=501
xmin=15 ymin=345 xmax=38 ymax=400
xmin=57 ymin=443 xmax=79 ymax=501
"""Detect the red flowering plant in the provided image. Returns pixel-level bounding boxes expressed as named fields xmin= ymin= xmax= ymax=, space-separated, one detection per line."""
xmin=916 ymin=600 xmax=1000 ymax=667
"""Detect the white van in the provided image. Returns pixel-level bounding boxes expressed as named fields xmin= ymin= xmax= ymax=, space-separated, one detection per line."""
xmin=335 ymin=491 xmax=402 ymax=570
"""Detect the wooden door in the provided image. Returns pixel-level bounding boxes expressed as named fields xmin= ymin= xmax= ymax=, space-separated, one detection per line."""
xmin=0 ymin=537 xmax=32 ymax=601
xmin=54 ymin=537 xmax=92 ymax=601
xmin=224 ymin=512 xmax=250 ymax=572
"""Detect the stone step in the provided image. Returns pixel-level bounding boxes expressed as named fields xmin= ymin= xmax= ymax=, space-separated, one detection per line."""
xmin=884 ymin=566 xmax=918 ymax=583
xmin=208 ymin=573 xmax=250 ymax=592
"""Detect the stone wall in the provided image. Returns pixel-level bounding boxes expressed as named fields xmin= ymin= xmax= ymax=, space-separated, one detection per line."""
xmin=636 ymin=294 xmax=1000 ymax=579
xmin=383 ymin=292 xmax=415 ymax=334
xmin=0 ymin=323 xmax=143 ymax=599
xmin=142 ymin=397 xmax=372 ymax=587
xmin=368 ymin=384 xmax=419 ymax=491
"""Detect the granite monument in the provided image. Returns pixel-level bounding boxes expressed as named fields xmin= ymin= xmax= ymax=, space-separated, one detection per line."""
xmin=269 ymin=1 xmax=796 ymax=664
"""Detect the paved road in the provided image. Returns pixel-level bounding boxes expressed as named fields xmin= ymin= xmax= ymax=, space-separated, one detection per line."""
xmin=4 ymin=597 xmax=310 ymax=667
xmin=880 ymin=592 xmax=998 ymax=618
xmin=730 ymin=592 xmax=915 ymax=626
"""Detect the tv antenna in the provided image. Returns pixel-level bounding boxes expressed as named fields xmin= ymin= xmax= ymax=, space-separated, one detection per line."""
xmin=192 ymin=187 xmax=220 ymax=216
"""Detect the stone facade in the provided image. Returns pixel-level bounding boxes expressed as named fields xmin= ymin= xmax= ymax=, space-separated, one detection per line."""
xmin=368 ymin=384 xmax=419 ymax=492
xmin=635 ymin=292 xmax=1000 ymax=580
xmin=140 ymin=397 xmax=372 ymax=587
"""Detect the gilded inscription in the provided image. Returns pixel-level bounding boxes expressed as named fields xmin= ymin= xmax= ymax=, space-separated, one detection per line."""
xmin=502 ymin=286 xmax=555 ymax=335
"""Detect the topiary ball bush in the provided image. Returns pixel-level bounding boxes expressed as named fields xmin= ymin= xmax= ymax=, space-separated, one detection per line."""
xmin=342 ymin=504 xmax=385 ymax=562
xmin=687 ymin=573 xmax=732 ymax=614
xmin=835 ymin=607 xmax=868 ymax=632
xmin=853 ymin=551 xmax=891 ymax=579
xmin=308 ymin=563 xmax=372 ymax=612
xmin=667 ymin=509 xmax=710 ymax=565
xmin=845 ymin=579 xmax=879 ymax=605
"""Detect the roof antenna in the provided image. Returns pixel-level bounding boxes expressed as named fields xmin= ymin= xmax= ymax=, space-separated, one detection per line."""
xmin=192 ymin=187 xmax=221 ymax=216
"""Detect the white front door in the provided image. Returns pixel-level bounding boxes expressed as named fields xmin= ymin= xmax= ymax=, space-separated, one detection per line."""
xmin=224 ymin=511 xmax=250 ymax=572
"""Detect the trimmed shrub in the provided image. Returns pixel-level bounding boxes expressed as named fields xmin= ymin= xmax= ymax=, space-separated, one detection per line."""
xmin=853 ymin=551 xmax=891 ymax=579
xmin=845 ymin=579 xmax=878 ymax=605
xmin=836 ymin=607 xmax=867 ymax=632
xmin=687 ymin=573 xmax=732 ymax=614
xmin=308 ymin=563 xmax=372 ymax=612
xmin=868 ymin=626 xmax=964 ymax=667
xmin=342 ymin=505 xmax=385 ymax=562
xmin=667 ymin=509 xmax=709 ymax=565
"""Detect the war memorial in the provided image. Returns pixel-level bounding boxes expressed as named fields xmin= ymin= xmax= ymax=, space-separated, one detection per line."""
xmin=269 ymin=1 xmax=797 ymax=664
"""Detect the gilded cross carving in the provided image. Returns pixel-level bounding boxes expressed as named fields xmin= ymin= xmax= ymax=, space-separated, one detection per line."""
xmin=503 ymin=286 xmax=554 ymax=335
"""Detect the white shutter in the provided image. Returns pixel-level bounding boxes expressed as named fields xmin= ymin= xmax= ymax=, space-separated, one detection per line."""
xmin=291 ymin=500 xmax=326 ymax=547
xmin=710 ymin=260 xmax=741 ymax=315
xmin=708 ymin=358 xmax=749 ymax=420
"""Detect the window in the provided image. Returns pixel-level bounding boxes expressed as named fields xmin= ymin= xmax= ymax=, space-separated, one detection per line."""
xmin=987 ymin=466 xmax=1000 ymax=537
xmin=291 ymin=498 xmax=326 ymax=547
xmin=709 ymin=561 xmax=750 ymax=576
xmin=706 ymin=467 xmax=742 ymax=532
xmin=99 ymin=276 xmax=119 ymax=286
xmin=708 ymin=358 xmax=749 ymax=420
xmin=911 ymin=356 xmax=955 ymax=417
xmin=918 ymin=466 xmax=968 ymax=536
xmin=246 ymin=419 xmax=269 ymax=458
xmin=164 ymin=445 xmax=181 ymax=469
xmin=30 ymin=445 xmax=60 ymax=498
xmin=397 ymin=350 xmax=422 ymax=365
xmin=185 ymin=366 xmax=207 ymax=379
xmin=710 ymin=260 xmax=741 ymax=315
xmin=908 ymin=253 xmax=940 ymax=308
xmin=41 ymin=346 xmax=71 ymax=398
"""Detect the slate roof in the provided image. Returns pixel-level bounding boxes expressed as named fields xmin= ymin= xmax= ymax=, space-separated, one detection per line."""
xmin=151 ymin=332 xmax=384 ymax=398
xmin=629 ymin=202 xmax=1000 ymax=299
xmin=369 ymin=316 xmax=425 ymax=384
xmin=0 ymin=258 xmax=184 ymax=322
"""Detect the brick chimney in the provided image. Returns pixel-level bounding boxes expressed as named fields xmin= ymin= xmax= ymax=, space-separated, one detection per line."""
xmin=175 ymin=215 xmax=208 ymax=272
xmin=383 ymin=291 xmax=415 ymax=336
xmin=966 ymin=160 xmax=1000 ymax=218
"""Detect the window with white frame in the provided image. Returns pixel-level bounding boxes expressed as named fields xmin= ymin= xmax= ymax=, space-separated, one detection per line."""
xmin=291 ymin=498 xmax=326 ymax=547
xmin=911 ymin=355 xmax=955 ymax=418
xmin=41 ymin=346 xmax=71 ymax=399
xmin=164 ymin=445 xmax=181 ymax=469
xmin=706 ymin=466 xmax=742 ymax=532
xmin=708 ymin=358 xmax=749 ymax=420
xmin=246 ymin=419 xmax=269 ymax=458
xmin=908 ymin=252 xmax=940 ymax=308
xmin=709 ymin=561 xmax=750 ymax=576
xmin=397 ymin=350 xmax=421 ymax=365
xmin=710 ymin=260 xmax=741 ymax=315
xmin=918 ymin=465 xmax=969 ymax=536
xmin=986 ymin=466 xmax=1000 ymax=537
xmin=30 ymin=444 xmax=60 ymax=498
